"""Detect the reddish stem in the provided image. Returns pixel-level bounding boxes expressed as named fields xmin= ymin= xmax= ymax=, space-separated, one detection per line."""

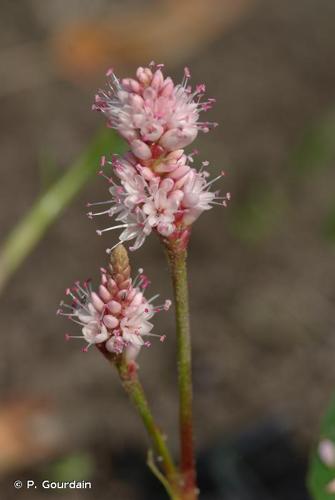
xmin=165 ymin=232 xmax=198 ymax=499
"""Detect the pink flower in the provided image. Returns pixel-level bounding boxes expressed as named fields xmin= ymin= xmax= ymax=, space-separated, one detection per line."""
xmin=88 ymin=62 xmax=228 ymax=252
xmin=57 ymin=258 xmax=170 ymax=360
xmin=88 ymin=155 xmax=229 ymax=251
xmin=142 ymin=178 xmax=183 ymax=237
xmin=93 ymin=63 xmax=217 ymax=160
xmin=181 ymin=169 xmax=230 ymax=225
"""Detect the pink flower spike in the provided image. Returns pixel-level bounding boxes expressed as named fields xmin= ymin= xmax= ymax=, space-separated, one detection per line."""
xmin=93 ymin=63 xmax=217 ymax=156
xmin=58 ymin=246 xmax=170 ymax=359
xmin=89 ymin=64 xmax=229 ymax=251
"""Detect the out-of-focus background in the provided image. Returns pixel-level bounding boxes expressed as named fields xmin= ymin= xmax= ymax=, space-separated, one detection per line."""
xmin=1 ymin=1 xmax=335 ymax=499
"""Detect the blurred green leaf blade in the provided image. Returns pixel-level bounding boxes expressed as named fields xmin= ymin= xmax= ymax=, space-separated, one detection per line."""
xmin=0 ymin=128 xmax=125 ymax=292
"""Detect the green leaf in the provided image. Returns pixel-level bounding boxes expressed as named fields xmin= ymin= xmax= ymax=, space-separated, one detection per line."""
xmin=308 ymin=395 xmax=335 ymax=499
xmin=37 ymin=148 xmax=59 ymax=193
xmin=0 ymin=128 xmax=125 ymax=293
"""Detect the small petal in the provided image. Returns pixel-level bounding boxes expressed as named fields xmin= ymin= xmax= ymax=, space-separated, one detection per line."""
xmin=130 ymin=140 xmax=152 ymax=160
xmin=160 ymin=127 xmax=198 ymax=150
xmin=91 ymin=292 xmax=105 ymax=312
xmin=99 ymin=285 xmax=112 ymax=302
xmin=103 ymin=315 xmax=119 ymax=329
xmin=107 ymin=300 xmax=122 ymax=314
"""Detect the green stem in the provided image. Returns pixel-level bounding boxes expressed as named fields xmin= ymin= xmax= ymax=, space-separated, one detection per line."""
xmin=103 ymin=353 xmax=180 ymax=498
xmin=166 ymin=244 xmax=198 ymax=499
xmin=147 ymin=450 xmax=180 ymax=500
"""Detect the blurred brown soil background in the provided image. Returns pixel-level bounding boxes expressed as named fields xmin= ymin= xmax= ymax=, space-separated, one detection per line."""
xmin=1 ymin=0 xmax=335 ymax=498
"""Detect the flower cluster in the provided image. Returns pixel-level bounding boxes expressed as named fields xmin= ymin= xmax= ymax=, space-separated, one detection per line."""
xmin=90 ymin=63 xmax=230 ymax=251
xmin=57 ymin=245 xmax=170 ymax=359
xmin=93 ymin=63 xmax=217 ymax=158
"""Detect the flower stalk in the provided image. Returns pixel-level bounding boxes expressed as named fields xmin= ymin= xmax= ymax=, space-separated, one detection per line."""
xmin=102 ymin=350 xmax=180 ymax=497
xmin=165 ymin=235 xmax=198 ymax=500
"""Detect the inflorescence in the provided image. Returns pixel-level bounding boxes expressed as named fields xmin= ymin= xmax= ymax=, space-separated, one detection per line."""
xmin=89 ymin=62 xmax=230 ymax=251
